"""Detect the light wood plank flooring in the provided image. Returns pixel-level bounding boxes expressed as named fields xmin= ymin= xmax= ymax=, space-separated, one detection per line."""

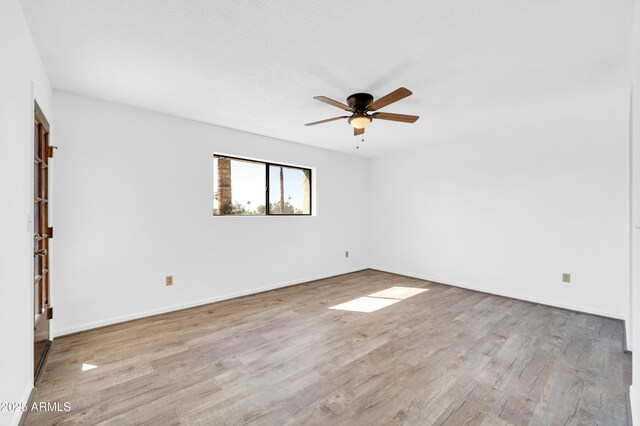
xmin=24 ymin=270 xmax=631 ymax=425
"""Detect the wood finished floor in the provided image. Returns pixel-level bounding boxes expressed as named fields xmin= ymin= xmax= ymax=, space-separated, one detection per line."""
xmin=25 ymin=270 xmax=631 ymax=425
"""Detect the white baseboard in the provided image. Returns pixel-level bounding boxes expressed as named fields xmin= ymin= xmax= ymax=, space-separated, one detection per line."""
xmin=52 ymin=268 xmax=366 ymax=338
xmin=53 ymin=265 xmax=629 ymax=345
xmin=624 ymin=321 xmax=634 ymax=352
xmin=10 ymin=381 xmax=33 ymax=426
xmin=630 ymin=385 xmax=636 ymax=426
xmin=371 ymin=267 xmax=627 ymax=321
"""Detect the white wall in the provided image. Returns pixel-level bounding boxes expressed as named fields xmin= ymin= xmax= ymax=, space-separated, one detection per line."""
xmin=0 ymin=1 xmax=53 ymax=425
xmin=51 ymin=91 xmax=370 ymax=336
xmin=630 ymin=0 xmax=640 ymax=421
xmin=370 ymin=99 xmax=630 ymax=322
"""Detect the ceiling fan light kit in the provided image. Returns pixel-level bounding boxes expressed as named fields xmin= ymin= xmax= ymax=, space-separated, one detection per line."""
xmin=348 ymin=114 xmax=372 ymax=129
xmin=305 ymin=87 xmax=419 ymax=136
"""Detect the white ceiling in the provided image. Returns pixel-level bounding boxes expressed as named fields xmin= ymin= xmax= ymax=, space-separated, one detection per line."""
xmin=20 ymin=0 xmax=634 ymax=157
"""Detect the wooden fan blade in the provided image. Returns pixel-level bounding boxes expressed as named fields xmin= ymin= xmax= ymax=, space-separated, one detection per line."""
xmin=304 ymin=116 xmax=348 ymax=126
xmin=354 ymin=127 xmax=364 ymax=136
xmin=372 ymin=112 xmax=419 ymax=123
xmin=367 ymin=87 xmax=413 ymax=111
xmin=313 ymin=96 xmax=353 ymax=111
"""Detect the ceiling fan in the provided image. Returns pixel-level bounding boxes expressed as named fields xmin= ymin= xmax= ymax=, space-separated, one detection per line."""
xmin=305 ymin=87 xmax=419 ymax=136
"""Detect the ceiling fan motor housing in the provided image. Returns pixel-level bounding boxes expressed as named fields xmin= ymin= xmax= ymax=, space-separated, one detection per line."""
xmin=346 ymin=93 xmax=374 ymax=112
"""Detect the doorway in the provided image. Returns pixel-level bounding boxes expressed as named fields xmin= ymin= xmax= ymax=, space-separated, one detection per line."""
xmin=33 ymin=102 xmax=53 ymax=381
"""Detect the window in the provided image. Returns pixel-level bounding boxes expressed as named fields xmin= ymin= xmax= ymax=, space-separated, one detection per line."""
xmin=213 ymin=155 xmax=312 ymax=216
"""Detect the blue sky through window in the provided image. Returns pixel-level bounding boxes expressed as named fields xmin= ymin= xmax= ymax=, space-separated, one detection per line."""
xmin=268 ymin=165 xmax=305 ymax=212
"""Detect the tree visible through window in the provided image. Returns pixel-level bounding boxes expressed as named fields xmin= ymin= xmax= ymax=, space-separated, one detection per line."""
xmin=213 ymin=155 xmax=311 ymax=216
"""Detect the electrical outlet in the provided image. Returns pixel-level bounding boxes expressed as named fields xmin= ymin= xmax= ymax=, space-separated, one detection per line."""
xmin=166 ymin=275 xmax=173 ymax=286
xmin=345 ymin=250 xmax=349 ymax=258
xmin=562 ymin=273 xmax=570 ymax=283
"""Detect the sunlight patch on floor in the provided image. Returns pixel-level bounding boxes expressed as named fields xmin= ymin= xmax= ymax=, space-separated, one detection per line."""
xmin=329 ymin=286 xmax=428 ymax=313
xmin=82 ymin=363 xmax=97 ymax=371
xmin=329 ymin=296 xmax=401 ymax=313
xmin=368 ymin=286 xmax=428 ymax=300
